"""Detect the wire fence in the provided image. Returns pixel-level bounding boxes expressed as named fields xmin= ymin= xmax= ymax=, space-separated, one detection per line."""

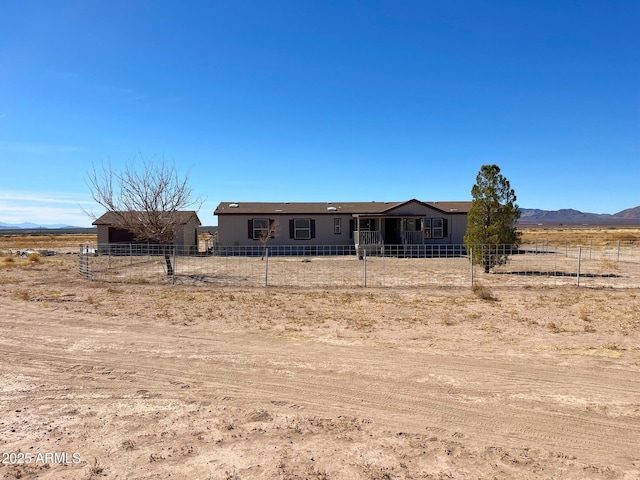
xmin=78 ymin=241 xmax=640 ymax=288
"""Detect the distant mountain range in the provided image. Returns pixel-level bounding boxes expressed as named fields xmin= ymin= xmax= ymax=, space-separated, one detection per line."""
xmin=0 ymin=221 xmax=82 ymax=229
xmin=519 ymin=206 xmax=640 ymax=225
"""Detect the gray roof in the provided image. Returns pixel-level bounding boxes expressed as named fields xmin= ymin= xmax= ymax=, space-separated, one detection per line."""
xmin=92 ymin=210 xmax=201 ymax=226
xmin=214 ymin=200 xmax=471 ymax=216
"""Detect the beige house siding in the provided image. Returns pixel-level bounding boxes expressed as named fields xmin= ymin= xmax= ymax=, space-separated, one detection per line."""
xmin=447 ymin=214 xmax=468 ymax=245
xmin=215 ymin=200 xmax=471 ymax=247
xmin=218 ymin=214 xmax=354 ymax=246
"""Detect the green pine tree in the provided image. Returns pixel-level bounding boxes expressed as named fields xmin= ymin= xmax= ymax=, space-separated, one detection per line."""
xmin=464 ymin=164 xmax=521 ymax=273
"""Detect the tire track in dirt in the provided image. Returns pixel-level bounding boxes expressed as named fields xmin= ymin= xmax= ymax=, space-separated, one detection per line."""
xmin=2 ymin=323 xmax=639 ymax=471
xmin=2 ymin=300 xmax=640 ymax=475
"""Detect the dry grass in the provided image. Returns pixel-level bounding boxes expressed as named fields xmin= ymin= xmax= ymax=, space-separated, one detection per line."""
xmin=2 ymin=244 xmax=640 ymax=479
xmin=0 ymin=233 xmax=96 ymax=250
xmin=121 ymin=439 xmax=136 ymax=451
xmin=520 ymin=227 xmax=640 ymax=247
xmin=88 ymin=457 xmax=104 ymax=477
xmin=0 ymin=256 xmax=44 ymax=271
xmin=472 ymin=282 xmax=496 ymax=301
xmin=12 ymin=290 xmax=30 ymax=301
xmin=600 ymin=258 xmax=619 ymax=272
xmin=547 ymin=322 xmax=562 ymax=333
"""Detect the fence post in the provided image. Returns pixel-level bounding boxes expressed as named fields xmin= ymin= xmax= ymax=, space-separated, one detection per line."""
xmin=470 ymin=247 xmax=474 ymax=286
xmin=577 ymin=247 xmax=581 ymax=287
xmin=265 ymin=247 xmax=269 ymax=287
xmin=172 ymin=246 xmax=176 ymax=284
xmin=363 ymin=248 xmax=367 ymax=288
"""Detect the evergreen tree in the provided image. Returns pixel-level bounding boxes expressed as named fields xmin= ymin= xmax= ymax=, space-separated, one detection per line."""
xmin=464 ymin=164 xmax=521 ymax=273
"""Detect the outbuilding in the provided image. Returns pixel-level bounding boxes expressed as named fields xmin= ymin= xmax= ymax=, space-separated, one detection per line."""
xmin=92 ymin=210 xmax=201 ymax=250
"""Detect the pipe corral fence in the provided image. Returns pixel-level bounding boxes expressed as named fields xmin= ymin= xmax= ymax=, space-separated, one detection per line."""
xmin=78 ymin=242 xmax=640 ymax=288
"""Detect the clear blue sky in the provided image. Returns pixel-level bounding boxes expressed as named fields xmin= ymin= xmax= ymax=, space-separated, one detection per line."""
xmin=1 ymin=0 xmax=638 ymax=226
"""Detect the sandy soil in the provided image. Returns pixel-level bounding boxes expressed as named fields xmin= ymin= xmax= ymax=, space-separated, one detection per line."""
xmin=1 ymin=246 xmax=640 ymax=479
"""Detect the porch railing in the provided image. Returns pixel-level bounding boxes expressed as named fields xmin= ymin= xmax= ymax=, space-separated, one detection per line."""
xmin=401 ymin=231 xmax=423 ymax=244
xmin=356 ymin=231 xmax=382 ymax=245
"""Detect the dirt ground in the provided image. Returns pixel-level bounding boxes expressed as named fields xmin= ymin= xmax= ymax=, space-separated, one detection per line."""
xmin=1 ymin=233 xmax=640 ymax=479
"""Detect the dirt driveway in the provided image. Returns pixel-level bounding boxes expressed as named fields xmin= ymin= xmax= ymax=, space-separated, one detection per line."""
xmin=1 ymin=253 xmax=640 ymax=479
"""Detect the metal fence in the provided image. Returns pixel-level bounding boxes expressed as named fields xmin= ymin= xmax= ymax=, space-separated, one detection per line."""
xmin=78 ymin=242 xmax=640 ymax=288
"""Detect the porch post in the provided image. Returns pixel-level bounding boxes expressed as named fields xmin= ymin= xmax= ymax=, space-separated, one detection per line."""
xmin=354 ymin=215 xmax=360 ymax=259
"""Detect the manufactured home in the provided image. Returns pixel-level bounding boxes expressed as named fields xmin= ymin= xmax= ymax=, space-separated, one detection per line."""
xmin=214 ymin=200 xmax=471 ymax=254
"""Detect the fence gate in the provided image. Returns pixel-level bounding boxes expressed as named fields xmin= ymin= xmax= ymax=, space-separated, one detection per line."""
xmin=79 ymin=245 xmax=91 ymax=279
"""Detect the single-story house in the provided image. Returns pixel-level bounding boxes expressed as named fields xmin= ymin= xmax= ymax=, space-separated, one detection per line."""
xmin=93 ymin=210 xmax=201 ymax=249
xmin=214 ymin=200 xmax=471 ymax=252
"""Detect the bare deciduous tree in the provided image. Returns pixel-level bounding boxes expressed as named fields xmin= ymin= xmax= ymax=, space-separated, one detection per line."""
xmin=86 ymin=157 xmax=203 ymax=275
xmin=258 ymin=218 xmax=279 ymax=260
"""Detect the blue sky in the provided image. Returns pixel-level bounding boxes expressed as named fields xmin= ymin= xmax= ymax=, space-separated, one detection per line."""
xmin=1 ymin=0 xmax=638 ymax=226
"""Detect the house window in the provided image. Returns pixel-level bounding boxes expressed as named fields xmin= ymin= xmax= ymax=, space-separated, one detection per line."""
xmin=423 ymin=218 xmax=431 ymax=239
xmin=289 ymin=218 xmax=315 ymax=240
xmin=294 ymin=218 xmax=311 ymax=239
xmin=432 ymin=218 xmax=444 ymax=238
xmin=252 ymin=218 xmax=269 ymax=240
xmin=403 ymin=218 xmax=422 ymax=232
xmin=334 ymin=218 xmax=341 ymax=234
xmin=358 ymin=218 xmax=376 ymax=231
xmin=423 ymin=217 xmax=447 ymax=239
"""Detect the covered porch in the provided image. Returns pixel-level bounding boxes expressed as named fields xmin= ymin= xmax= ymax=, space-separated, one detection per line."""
xmin=353 ymin=216 xmax=426 ymax=255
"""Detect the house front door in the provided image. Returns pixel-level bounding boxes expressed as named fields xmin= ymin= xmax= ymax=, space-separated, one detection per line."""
xmin=384 ymin=218 xmax=400 ymax=244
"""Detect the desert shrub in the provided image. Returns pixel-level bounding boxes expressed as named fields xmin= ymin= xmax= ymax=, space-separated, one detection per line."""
xmin=547 ymin=322 xmax=561 ymax=333
xmin=121 ymin=439 xmax=136 ymax=451
xmin=579 ymin=305 xmax=590 ymax=321
xmin=27 ymin=252 xmax=41 ymax=263
xmin=89 ymin=457 xmax=104 ymax=475
xmin=472 ymin=282 xmax=495 ymax=301
xmin=12 ymin=290 xmax=30 ymax=301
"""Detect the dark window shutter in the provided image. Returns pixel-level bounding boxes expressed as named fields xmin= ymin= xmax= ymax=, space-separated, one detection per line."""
xmin=289 ymin=219 xmax=294 ymax=239
xmin=310 ymin=219 xmax=316 ymax=239
xmin=269 ymin=219 xmax=275 ymax=238
xmin=443 ymin=219 xmax=449 ymax=238
xmin=248 ymin=219 xmax=253 ymax=239
xmin=349 ymin=219 xmax=355 ymax=238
